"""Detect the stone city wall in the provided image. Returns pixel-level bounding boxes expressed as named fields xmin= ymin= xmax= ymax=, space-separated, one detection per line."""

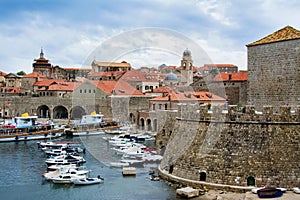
xmin=158 ymin=104 xmax=300 ymax=188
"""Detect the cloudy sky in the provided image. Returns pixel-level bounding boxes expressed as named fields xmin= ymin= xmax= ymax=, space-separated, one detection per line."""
xmin=0 ymin=0 xmax=299 ymax=73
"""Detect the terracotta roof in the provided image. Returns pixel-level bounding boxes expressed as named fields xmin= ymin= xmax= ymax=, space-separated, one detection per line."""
xmin=121 ymin=70 xmax=159 ymax=82
xmin=22 ymin=72 xmax=46 ymax=78
xmin=150 ymin=91 xmax=225 ymax=102
xmin=247 ymin=26 xmax=300 ymax=47
xmin=0 ymin=86 xmax=21 ymax=93
xmin=0 ymin=71 xmax=7 ymax=76
xmin=152 ymin=86 xmax=172 ymax=93
xmin=37 ymin=82 xmax=81 ymax=91
xmin=213 ymin=71 xmax=248 ymax=82
xmin=89 ymin=71 xmax=125 ymax=77
xmin=92 ymin=61 xmax=131 ymax=68
xmin=33 ymin=79 xmax=66 ymax=87
xmin=202 ymin=64 xmax=238 ymax=68
xmin=96 ymin=80 xmax=143 ymax=96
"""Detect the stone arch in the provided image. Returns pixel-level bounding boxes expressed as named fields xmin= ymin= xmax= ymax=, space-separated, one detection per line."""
xmin=247 ymin=176 xmax=255 ymax=186
xmin=146 ymin=118 xmax=152 ymax=131
xmin=140 ymin=118 xmax=145 ymax=130
xmin=70 ymin=106 xmax=86 ymax=120
xmin=199 ymin=171 xmax=207 ymax=181
xmin=37 ymin=105 xmax=50 ymax=118
xmin=53 ymin=105 xmax=68 ymax=119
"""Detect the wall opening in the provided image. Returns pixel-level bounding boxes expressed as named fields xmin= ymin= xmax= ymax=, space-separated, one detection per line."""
xmin=247 ymin=176 xmax=255 ymax=186
xmin=169 ymin=165 xmax=174 ymax=174
xmin=199 ymin=171 xmax=207 ymax=181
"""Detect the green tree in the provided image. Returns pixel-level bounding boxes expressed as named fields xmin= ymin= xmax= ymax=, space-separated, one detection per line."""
xmin=16 ymin=71 xmax=26 ymax=76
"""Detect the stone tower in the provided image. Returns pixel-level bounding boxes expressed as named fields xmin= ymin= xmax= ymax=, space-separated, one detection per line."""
xmin=180 ymin=48 xmax=193 ymax=86
xmin=246 ymin=26 xmax=300 ymax=111
xmin=32 ymin=48 xmax=52 ymax=78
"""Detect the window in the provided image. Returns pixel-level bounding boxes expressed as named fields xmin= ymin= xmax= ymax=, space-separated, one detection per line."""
xmin=152 ymin=104 xmax=155 ymax=110
xmin=80 ymin=89 xmax=82 ymax=93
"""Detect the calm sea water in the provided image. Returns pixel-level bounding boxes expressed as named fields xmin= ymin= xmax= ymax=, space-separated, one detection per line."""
xmin=0 ymin=135 xmax=177 ymax=200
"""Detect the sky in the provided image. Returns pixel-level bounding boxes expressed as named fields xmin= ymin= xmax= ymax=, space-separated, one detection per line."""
xmin=0 ymin=0 xmax=300 ymax=73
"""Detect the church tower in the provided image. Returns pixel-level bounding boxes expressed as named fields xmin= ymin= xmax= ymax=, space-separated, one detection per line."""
xmin=180 ymin=48 xmax=193 ymax=86
xmin=32 ymin=48 xmax=52 ymax=78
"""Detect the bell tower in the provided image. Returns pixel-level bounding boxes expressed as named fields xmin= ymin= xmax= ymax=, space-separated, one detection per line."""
xmin=180 ymin=48 xmax=193 ymax=85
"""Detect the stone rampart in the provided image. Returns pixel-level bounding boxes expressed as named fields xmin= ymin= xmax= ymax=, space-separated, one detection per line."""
xmin=158 ymin=104 xmax=300 ymax=189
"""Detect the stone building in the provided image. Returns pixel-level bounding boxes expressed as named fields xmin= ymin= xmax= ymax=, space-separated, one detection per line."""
xmin=247 ymin=26 xmax=300 ymax=111
xmin=91 ymin=60 xmax=131 ymax=72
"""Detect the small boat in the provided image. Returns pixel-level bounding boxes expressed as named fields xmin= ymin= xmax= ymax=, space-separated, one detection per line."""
xmin=43 ymin=167 xmax=90 ymax=181
xmin=109 ymin=162 xmax=129 ymax=168
xmin=45 ymin=154 xmax=86 ymax=166
xmin=257 ymin=187 xmax=283 ymax=198
xmin=293 ymin=187 xmax=300 ymax=194
xmin=72 ymin=176 xmax=104 ymax=185
xmin=65 ymin=112 xmax=120 ymax=137
xmin=52 ymin=174 xmax=87 ymax=184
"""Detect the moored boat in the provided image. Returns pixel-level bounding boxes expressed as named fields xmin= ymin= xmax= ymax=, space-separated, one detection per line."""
xmin=257 ymin=187 xmax=283 ymax=198
xmin=65 ymin=112 xmax=120 ymax=137
xmin=0 ymin=113 xmax=64 ymax=143
xmin=72 ymin=176 xmax=104 ymax=185
xmin=51 ymin=174 xmax=87 ymax=184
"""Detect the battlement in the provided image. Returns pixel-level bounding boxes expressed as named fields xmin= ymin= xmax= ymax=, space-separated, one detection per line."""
xmin=177 ymin=104 xmax=300 ymax=123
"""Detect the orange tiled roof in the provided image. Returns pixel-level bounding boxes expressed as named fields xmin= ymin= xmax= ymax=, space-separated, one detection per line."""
xmin=152 ymin=86 xmax=172 ymax=93
xmin=22 ymin=72 xmax=46 ymax=78
xmin=92 ymin=61 xmax=131 ymax=68
xmin=150 ymin=91 xmax=225 ymax=102
xmin=247 ymin=26 xmax=300 ymax=47
xmin=0 ymin=86 xmax=21 ymax=93
xmin=0 ymin=71 xmax=7 ymax=76
xmin=213 ymin=71 xmax=248 ymax=82
xmin=202 ymin=64 xmax=238 ymax=69
xmin=96 ymin=80 xmax=143 ymax=96
xmin=121 ymin=70 xmax=159 ymax=82
xmin=89 ymin=71 xmax=125 ymax=77
xmin=47 ymin=82 xmax=79 ymax=91
xmin=33 ymin=79 xmax=66 ymax=87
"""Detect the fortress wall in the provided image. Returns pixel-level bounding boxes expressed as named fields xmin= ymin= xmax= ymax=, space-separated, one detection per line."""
xmin=159 ymin=104 xmax=300 ymax=188
xmin=247 ymin=39 xmax=300 ymax=111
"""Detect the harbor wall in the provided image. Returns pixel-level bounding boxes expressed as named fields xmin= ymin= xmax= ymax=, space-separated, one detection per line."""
xmin=158 ymin=104 xmax=300 ymax=189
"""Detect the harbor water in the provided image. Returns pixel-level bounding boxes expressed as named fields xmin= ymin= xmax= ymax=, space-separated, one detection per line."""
xmin=0 ymin=135 xmax=177 ymax=200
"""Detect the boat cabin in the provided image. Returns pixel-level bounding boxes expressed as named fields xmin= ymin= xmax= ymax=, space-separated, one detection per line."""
xmin=78 ymin=114 xmax=104 ymax=125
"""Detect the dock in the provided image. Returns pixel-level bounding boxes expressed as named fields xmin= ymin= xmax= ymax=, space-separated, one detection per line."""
xmin=122 ymin=167 xmax=136 ymax=176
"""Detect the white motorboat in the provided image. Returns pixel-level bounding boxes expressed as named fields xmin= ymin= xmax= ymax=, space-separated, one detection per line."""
xmin=52 ymin=174 xmax=87 ymax=184
xmin=293 ymin=187 xmax=300 ymax=194
xmin=45 ymin=154 xmax=86 ymax=166
xmin=44 ymin=149 xmax=67 ymax=157
xmin=72 ymin=176 xmax=104 ymax=185
xmin=43 ymin=167 xmax=90 ymax=181
xmin=47 ymin=163 xmax=79 ymax=171
xmin=109 ymin=162 xmax=129 ymax=168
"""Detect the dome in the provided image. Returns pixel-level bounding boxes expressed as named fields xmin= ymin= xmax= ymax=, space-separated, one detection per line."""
xmin=164 ymin=72 xmax=178 ymax=82
xmin=183 ymin=48 xmax=191 ymax=57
